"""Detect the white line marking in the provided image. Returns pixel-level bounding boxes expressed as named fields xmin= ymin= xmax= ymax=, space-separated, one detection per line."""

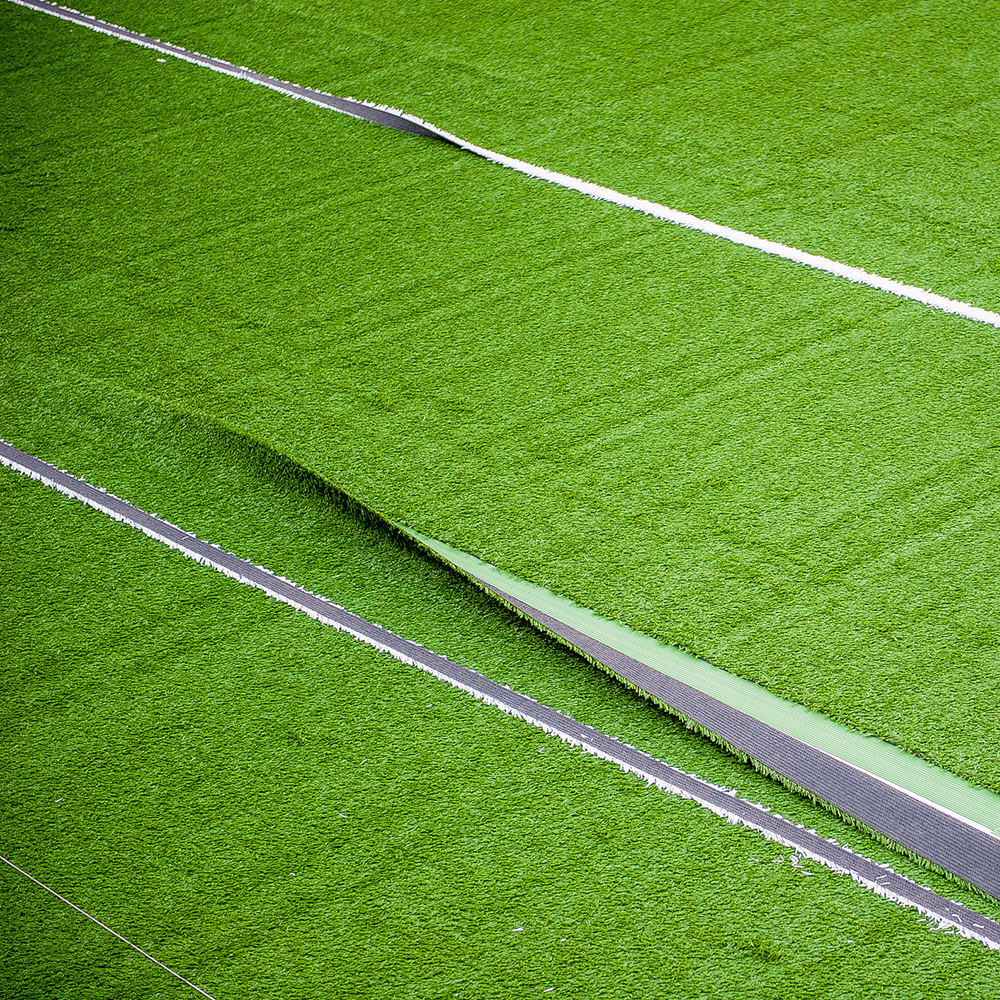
xmin=3 ymin=440 xmax=1000 ymax=951
xmin=449 ymin=138 xmax=1000 ymax=329
xmin=8 ymin=0 xmax=1000 ymax=956
xmin=0 ymin=855 xmax=219 ymax=999
xmin=10 ymin=0 xmax=1000 ymax=329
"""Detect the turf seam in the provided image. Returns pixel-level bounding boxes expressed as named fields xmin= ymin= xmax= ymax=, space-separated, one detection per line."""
xmin=10 ymin=0 xmax=1000 ymax=329
xmin=398 ymin=532 xmax=1000 ymax=866
xmin=3 ymin=438 xmax=1000 ymax=949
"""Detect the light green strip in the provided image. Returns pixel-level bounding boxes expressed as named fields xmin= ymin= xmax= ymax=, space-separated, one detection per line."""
xmin=404 ymin=524 xmax=1000 ymax=838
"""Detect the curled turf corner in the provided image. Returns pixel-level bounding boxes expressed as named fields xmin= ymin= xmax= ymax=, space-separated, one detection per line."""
xmin=7 ymin=400 xmax=1000 ymax=903
xmin=398 ymin=522 xmax=1000 ymax=903
xmin=114 ymin=408 xmax=1000 ymax=902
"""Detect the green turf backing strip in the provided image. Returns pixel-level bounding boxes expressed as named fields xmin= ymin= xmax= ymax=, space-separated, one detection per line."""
xmin=6 ymin=435 xmax=1000 ymax=911
xmin=8 ymin=458 xmax=1000 ymax=995
xmin=402 ymin=524 xmax=1000 ymax=841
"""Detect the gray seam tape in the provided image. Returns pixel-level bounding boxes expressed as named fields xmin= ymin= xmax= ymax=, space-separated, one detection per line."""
xmin=2 ymin=438 xmax=1000 ymax=946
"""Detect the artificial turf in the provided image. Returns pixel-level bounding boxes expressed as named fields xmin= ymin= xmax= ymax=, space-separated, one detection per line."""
xmin=4 ymin=0 xmax=1000 ymax=990
xmin=4 ymin=419 xmax=1000 ymax=999
xmin=52 ymin=0 xmax=1000 ymax=307
xmin=3 ymin=0 xmax=999 ymax=794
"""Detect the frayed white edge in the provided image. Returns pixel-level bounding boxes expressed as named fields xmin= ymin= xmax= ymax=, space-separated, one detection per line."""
xmin=3 ymin=441 xmax=999 ymax=951
xmin=346 ymin=652 xmax=1000 ymax=951
xmin=13 ymin=0 xmax=1000 ymax=330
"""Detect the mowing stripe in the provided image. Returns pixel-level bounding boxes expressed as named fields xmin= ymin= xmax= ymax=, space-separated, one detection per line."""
xmin=0 ymin=854 xmax=218 ymax=998
xmin=3 ymin=441 xmax=1000 ymax=951
xmin=10 ymin=0 xmax=1000 ymax=329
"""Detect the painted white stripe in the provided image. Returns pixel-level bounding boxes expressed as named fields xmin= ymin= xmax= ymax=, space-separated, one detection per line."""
xmin=11 ymin=0 xmax=1000 ymax=329
xmin=448 ymin=137 xmax=1000 ymax=328
xmin=4 ymin=440 xmax=1000 ymax=951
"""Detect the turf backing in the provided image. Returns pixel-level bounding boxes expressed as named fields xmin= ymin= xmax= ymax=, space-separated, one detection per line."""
xmin=4 ymin=435 xmax=1000 ymax=998
xmin=3 ymin=0 xmax=999 ymax=795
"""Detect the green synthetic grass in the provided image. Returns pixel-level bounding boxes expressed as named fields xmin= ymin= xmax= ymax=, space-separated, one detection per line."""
xmin=10 ymin=377 xmax=995 ymax=894
xmin=4 ymin=1 xmax=1000 ymax=990
xmin=4 ymin=431 xmax=1000 ymax=999
xmin=407 ymin=526 xmax=1000 ymax=839
xmin=63 ymin=0 xmax=1000 ymax=306
xmin=3 ymin=0 xmax=999 ymax=797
